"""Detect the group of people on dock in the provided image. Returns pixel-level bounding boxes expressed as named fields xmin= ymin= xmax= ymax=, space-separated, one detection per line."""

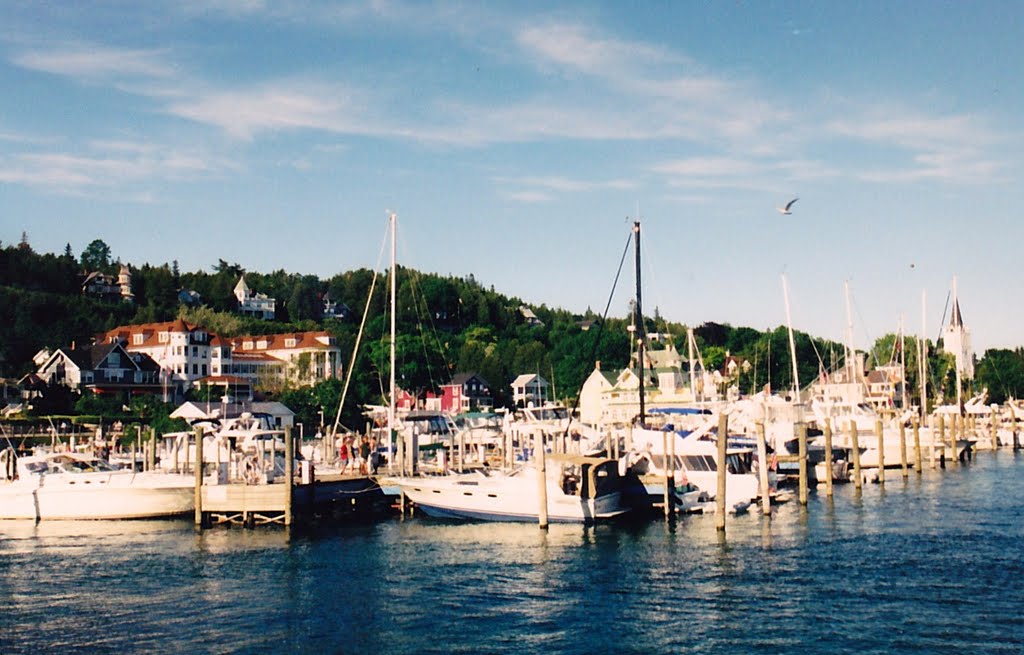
xmin=338 ymin=435 xmax=381 ymax=476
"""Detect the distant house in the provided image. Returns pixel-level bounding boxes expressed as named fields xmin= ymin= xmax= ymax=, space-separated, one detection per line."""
xmin=511 ymin=373 xmax=550 ymax=407
xmin=440 ymin=373 xmax=493 ymax=413
xmin=82 ymin=264 xmax=133 ymax=303
xmin=99 ymin=319 xmax=214 ymax=397
xmin=321 ymin=293 xmax=351 ymax=320
xmin=178 ymin=288 xmax=202 ymax=307
xmin=226 ymin=331 xmax=342 ymax=387
xmin=234 ymin=275 xmax=276 ymax=320
xmin=35 ymin=342 xmax=161 ymax=395
xmin=519 ymin=306 xmax=544 ymax=327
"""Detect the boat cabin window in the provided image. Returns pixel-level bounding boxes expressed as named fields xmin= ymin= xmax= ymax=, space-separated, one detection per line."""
xmin=681 ymin=455 xmax=717 ymax=472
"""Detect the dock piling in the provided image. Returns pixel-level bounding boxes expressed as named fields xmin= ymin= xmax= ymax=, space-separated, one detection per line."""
xmin=756 ymin=422 xmax=771 ymax=514
xmin=823 ymin=418 xmax=834 ymax=497
xmin=798 ymin=422 xmax=808 ymax=506
xmin=716 ymin=412 xmax=728 ymax=531
xmin=850 ymin=421 xmax=862 ymax=490
xmin=194 ymin=426 xmax=204 ymax=527
xmin=875 ymin=419 xmax=885 ymax=484
xmin=284 ymin=426 xmax=294 ymax=526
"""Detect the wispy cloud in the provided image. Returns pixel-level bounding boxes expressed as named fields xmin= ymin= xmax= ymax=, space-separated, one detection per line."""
xmin=13 ymin=44 xmax=175 ymax=80
xmin=166 ymin=81 xmax=365 ymax=141
xmin=0 ymin=139 xmax=236 ymax=198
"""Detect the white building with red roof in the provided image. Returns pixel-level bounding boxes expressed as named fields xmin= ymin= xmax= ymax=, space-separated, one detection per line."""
xmin=226 ymin=331 xmax=342 ymax=388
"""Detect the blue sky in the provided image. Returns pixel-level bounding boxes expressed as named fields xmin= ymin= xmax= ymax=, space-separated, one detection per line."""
xmin=3 ymin=1 xmax=1022 ymax=355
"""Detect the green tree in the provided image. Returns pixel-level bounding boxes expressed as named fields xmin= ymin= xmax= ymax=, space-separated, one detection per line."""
xmin=80 ymin=239 xmax=113 ymax=272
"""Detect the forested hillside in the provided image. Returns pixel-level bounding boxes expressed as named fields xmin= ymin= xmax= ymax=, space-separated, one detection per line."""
xmin=4 ymin=237 xmax=1023 ymax=429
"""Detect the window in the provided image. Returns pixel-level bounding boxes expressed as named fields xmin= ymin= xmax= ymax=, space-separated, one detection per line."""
xmin=192 ymin=346 xmax=198 ymax=357
xmin=257 ymin=339 xmax=268 ymax=349
xmin=158 ymin=332 xmax=169 ymax=343
xmin=202 ymin=364 xmax=207 ymax=376
xmin=192 ymin=364 xmax=198 ymax=375
xmin=285 ymin=338 xmax=297 ymax=348
xmin=133 ymin=334 xmax=144 ymax=345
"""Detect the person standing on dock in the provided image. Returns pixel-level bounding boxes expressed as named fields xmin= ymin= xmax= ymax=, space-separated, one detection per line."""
xmin=339 ymin=437 xmax=351 ymax=475
xmin=359 ymin=436 xmax=371 ymax=475
xmin=369 ymin=437 xmax=380 ymax=474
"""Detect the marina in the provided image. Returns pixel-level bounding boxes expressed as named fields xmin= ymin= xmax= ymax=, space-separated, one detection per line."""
xmin=2 ymin=449 xmax=1023 ymax=654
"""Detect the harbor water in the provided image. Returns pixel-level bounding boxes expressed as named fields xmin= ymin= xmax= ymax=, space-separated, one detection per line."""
xmin=3 ymin=452 xmax=1023 ymax=654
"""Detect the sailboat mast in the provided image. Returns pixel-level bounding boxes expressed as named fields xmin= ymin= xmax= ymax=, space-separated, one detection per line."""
xmin=844 ymin=280 xmax=855 ymax=389
xmin=388 ymin=212 xmax=397 ymax=471
xmin=952 ymin=275 xmax=962 ymax=409
xmin=782 ymin=274 xmax=800 ymax=401
xmin=899 ymin=315 xmax=907 ymax=410
xmin=634 ymin=220 xmax=645 ymax=426
xmin=920 ymin=290 xmax=928 ymax=417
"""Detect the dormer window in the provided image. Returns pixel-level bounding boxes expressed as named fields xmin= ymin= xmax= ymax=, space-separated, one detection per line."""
xmin=133 ymin=334 xmax=144 ymax=346
xmin=285 ymin=338 xmax=297 ymax=348
xmin=158 ymin=332 xmax=169 ymax=343
xmin=243 ymin=341 xmax=254 ymax=350
xmin=256 ymin=339 xmax=268 ymax=349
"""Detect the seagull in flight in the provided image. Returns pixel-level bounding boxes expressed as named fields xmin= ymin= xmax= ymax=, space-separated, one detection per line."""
xmin=777 ymin=197 xmax=799 ymax=215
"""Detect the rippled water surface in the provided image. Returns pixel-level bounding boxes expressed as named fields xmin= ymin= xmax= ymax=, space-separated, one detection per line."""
xmin=3 ymin=452 xmax=1024 ymax=654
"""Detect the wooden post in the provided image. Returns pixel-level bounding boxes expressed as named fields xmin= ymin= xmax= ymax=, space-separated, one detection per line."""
xmin=798 ymin=422 xmax=808 ymax=505
xmin=669 ymin=429 xmax=676 ymax=515
xmin=949 ymin=414 xmax=958 ymax=465
xmin=458 ymin=430 xmax=465 ymax=473
xmin=875 ymin=418 xmax=885 ymax=484
xmin=850 ymin=420 xmax=862 ymax=490
xmin=149 ymin=427 xmax=157 ymax=472
xmin=1012 ymin=405 xmax=1020 ymax=451
xmin=823 ymin=418 xmax=834 ymax=497
xmin=756 ymin=422 xmax=771 ymax=514
xmin=131 ymin=440 xmax=137 ymax=473
xmin=136 ymin=425 xmax=143 ymax=470
xmin=193 ymin=426 xmax=204 ymax=527
xmin=173 ymin=435 xmax=180 ymax=473
xmin=716 ymin=412 xmax=728 ymax=531
xmin=662 ymin=431 xmax=671 ymax=519
xmin=899 ymin=420 xmax=908 ymax=478
xmin=536 ymin=440 xmax=548 ymax=529
xmin=935 ymin=414 xmax=943 ymax=468
xmin=990 ymin=406 xmax=999 ymax=450
xmin=284 ymin=426 xmax=294 ymax=526
xmin=913 ymin=416 xmax=922 ymax=473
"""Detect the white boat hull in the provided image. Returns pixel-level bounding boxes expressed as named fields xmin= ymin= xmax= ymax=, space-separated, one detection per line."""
xmin=0 ymin=471 xmax=195 ymax=520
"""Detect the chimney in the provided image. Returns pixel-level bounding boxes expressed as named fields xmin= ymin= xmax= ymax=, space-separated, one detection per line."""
xmin=595 ymin=360 xmax=601 ymax=370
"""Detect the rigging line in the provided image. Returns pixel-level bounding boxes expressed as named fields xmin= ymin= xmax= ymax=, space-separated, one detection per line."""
xmin=411 ymin=271 xmax=454 ymax=384
xmin=936 ymin=290 xmax=951 ymax=344
xmin=408 ymin=270 xmax=448 ymax=391
xmin=562 ymin=227 xmax=634 ymax=441
xmin=329 ymin=219 xmax=389 ymax=440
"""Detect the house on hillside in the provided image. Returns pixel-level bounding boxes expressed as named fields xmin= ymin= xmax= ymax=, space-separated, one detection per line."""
xmin=35 ymin=342 xmax=161 ymax=396
xmin=226 ymin=331 xmax=342 ymax=388
xmin=440 ymin=373 xmax=493 ymax=413
xmin=82 ymin=264 xmax=133 ymax=303
xmin=99 ymin=319 xmax=214 ymax=398
xmin=234 ymin=275 xmax=276 ymax=320
xmin=511 ymin=373 xmax=550 ymax=407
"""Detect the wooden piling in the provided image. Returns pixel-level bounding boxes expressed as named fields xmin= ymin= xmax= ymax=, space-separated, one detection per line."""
xmin=149 ymin=428 xmax=158 ymax=472
xmin=949 ymin=414 xmax=958 ymax=465
xmin=536 ymin=440 xmax=548 ymax=529
xmin=899 ymin=420 xmax=908 ymax=478
xmin=798 ymin=422 xmax=808 ymax=506
xmin=716 ymin=412 xmax=728 ymax=531
xmin=194 ymin=426 xmax=204 ymax=527
xmin=938 ymin=414 xmax=946 ymax=468
xmin=990 ymin=406 xmax=999 ymax=450
xmin=875 ymin=419 xmax=885 ymax=484
xmin=284 ymin=426 xmax=294 ymax=526
xmin=823 ymin=418 xmax=834 ymax=497
xmin=850 ymin=421 xmax=862 ymax=490
xmin=458 ymin=430 xmax=465 ymax=473
xmin=913 ymin=416 xmax=922 ymax=473
xmin=662 ymin=431 xmax=671 ymax=519
xmin=756 ymin=422 xmax=771 ymax=514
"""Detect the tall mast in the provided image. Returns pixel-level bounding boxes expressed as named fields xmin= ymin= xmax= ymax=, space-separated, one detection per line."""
xmin=844 ymin=280 xmax=855 ymax=389
xmin=782 ymin=274 xmax=800 ymax=402
xmin=952 ymin=275 xmax=962 ymax=409
xmin=899 ymin=315 xmax=907 ymax=410
xmin=388 ymin=212 xmax=397 ymax=470
xmin=687 ymin=326 xmax=697 ymax=402
xmin=634 ymin=220 xmax=645 ymax=426
xmin=920 ymin=290 xmax=928 ymax=417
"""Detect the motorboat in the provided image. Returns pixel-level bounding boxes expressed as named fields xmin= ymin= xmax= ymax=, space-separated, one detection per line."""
xmin=397 ymin=453 xmax=629 ymax=523
xmin=622 ymin=420 xmax=761 ymax=513
xmin=0 ymin=448 xmax=195 ymax=520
